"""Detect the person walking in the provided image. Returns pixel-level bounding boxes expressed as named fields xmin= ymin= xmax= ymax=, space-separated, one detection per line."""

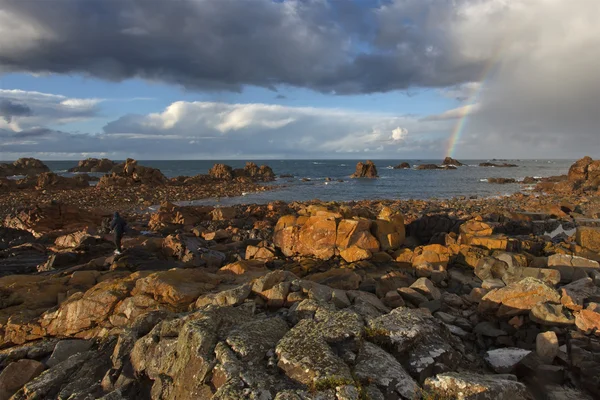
xmin=110 ymin=212 xmax=127 ymax=255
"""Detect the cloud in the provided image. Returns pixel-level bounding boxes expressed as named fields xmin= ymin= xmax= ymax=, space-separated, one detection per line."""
xmin=0 ymin=0 xmax=500 ymax=94
xmin=0 ymin=89 xmax=102 ymax=131
xmin=0 ymin=99 xmax=31 ymax=122
xmin=1 ymin=100 xmax=449 ymax=159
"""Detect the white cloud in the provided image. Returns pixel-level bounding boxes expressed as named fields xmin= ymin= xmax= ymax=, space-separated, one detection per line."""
xmin=391 ymin=127 xmax=408 ymax=141
xmin=422 ymin=104 xmax=480 ymax=121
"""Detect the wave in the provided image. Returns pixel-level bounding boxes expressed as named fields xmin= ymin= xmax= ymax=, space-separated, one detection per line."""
xmin=312 ymin=162 xmax=325 ymax=165
xmin=468 ymin=164 xmax=478 ymax=167
xmin=339 ymin=164 xmax=347 ymax=167
xmin=479 ymin=178 xmax=488 ymax=182
xmin=385 ymin=166 xmax=394 ymax=169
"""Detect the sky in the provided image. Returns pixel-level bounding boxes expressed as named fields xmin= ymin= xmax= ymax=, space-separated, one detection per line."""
xmin=0 ymin=0 xmax=599 ymax=160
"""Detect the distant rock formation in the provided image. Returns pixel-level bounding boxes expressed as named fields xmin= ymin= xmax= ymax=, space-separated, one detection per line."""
xmin=487 ymin=177 xmax=516 ymax=184
xmin=351 ymin=160 xmax=378 ymax=178
xmin=0 ymin=158 xmax=49 ymax=177
xmin=68 ymin=158 xmax=117 ymax=173
xmin=394 ymin=162 xmax=411 ymax=169
xmin=479 ymin=162 xmax=518 ymax=168
xmin=209 ymin=162 xmax=275 ymax=182
xmin=442 ymin=157 xmax=464 ymax=166
xmin=416 ymin=164 xmax=457 ymax=170
xmin=97 ymin=158 xmax=168 ymax=187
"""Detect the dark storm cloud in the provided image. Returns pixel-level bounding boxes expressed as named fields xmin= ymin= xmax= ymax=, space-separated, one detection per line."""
xmin=0 ymin=99 xmax=32 ymax=122
xmin=0 ymin=0 xmax=488 ymax=94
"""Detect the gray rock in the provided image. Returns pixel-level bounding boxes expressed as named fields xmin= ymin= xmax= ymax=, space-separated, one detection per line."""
xmin=474 ymin=321 xmax=507 ymax=337
xmin=424 ymin=372 xmax=529 ymax=400
xmin=46 ymin=339 xmax=93 ymax=367
xmin=0 ymin=359 xmax=45 ymax=400
xmin=353 ymin=341 xmax=419 ymax=399
xmin=485 ymin=348 xmax=531 ymax=373
xmin=410 ymin=277 xmax=441 ymax=300
xmin=397 ymin=287 xmax=428 ymax=305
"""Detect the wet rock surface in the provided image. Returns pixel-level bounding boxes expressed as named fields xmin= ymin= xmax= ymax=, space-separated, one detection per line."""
xmin=0 ymin=165 xmax=600 ymax=398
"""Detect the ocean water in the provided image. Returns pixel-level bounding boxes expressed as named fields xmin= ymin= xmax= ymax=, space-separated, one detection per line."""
xmin=38 ymin=159 xmax=574 ymax=205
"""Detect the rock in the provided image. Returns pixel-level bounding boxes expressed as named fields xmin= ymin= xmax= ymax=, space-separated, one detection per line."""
xmin=479 ymin=162 xmax=518 ymax=167
xmin=273 ymin=215 xmax=339 ymax=260
xmin=335 ymin=219 xmax=379 ymax=252
xmin=46 ymin=339 xmax=94 ymax=367
xmin=484 ymin=348 xmax=531 ymax=373
xmin=0 ymin=359 xmax=45 ymax=399
xmin=366 ymin=307 xmax=461 ymax=382
xmin=423 ymin=372 xmax=528 ymax=400
xmin=575 ymin=309 xmax=600 ymax=335
xmin=416 ymin=164 xmax=441 ymax=170
xmin=394 ymin=162 xmax=410 ymax=169
xmin=340 ymin=246 xmax=372 ymax=263
xmin=530 ymin=302 xmax=575 ymax=326
xmin=97 ymin=159 xmax=167 ymax=187
xmin=397 ymin=287 xmax=428 ymax=305
xmin=350 ymin=160 xmax=378 ymax=178
xmin=410 ymin=277 xmax=441 ymax=300
xmin=225 ymin=317 xmax=288 ymax=362
xmin=133 ymin=268 xmax=220 ymax=308
xmin=276 ymin=310 xmax=362 ymax=388
xmin=488 ymin=177 xmax=516 ymax=184
xmin=208 ymin=163 xmax=234 ymax=180
xmin=68 ymin=158 xmax=117 ymax=173
xmin=576 ymin=226 xmax=600 ymax=252
xmin=442 ymin=157 xmax=463 ymax=166
xmin=460 ymin=220 xmax=494 ymax=240
xmin=413 ymin=244 xmax=450 ymax=268
xmin=561 ymin=278 xmax=598 ymax=311
xmin=211 ymin=207 xmax=237 ymax=221
xmin=0 ymin=158 xmax=49 ymax=177
xmin=3 ymin=202 xmax=103 ymax=237
xmin=34 ymin=172 xmax=90 ymax=190
xmin=548 ymin=254 xmax=600 ymax=282
xmin=353 ymin=341 xmax=419 ymax=399
xmin=568 ymin=156 xmax=593 ymax=182
xmin=536 ymin=331 xmax=559 ymax=363
xmin=474 ymin=321 xmax=507 ymax=337
xmin=479 ymin=277 xmax=561 ymax=317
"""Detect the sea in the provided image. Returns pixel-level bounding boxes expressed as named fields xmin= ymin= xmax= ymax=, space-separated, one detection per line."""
xmin=31 ymin=159 xmax=574 ymax=206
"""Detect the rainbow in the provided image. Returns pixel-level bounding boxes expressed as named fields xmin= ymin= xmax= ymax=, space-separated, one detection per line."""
xmin=445 ymin=43 xmax=506 ymax=157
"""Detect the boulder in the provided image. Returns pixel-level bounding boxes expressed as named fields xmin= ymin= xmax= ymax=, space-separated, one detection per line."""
xmin=0 ymin=359 xmax=45 ymax=399
xmin=536 ymin=331 xmax=559 ymax=363
xmin=335 ymin=219 xmax=379 ymax=252
xmin=68 ymin=158 xmax=117 ymax=173
xmin=34 ymin=172 xmax=90 ymax=190
xmin=548 ymin=254 xmax=600 ymax=282
xmin=488 ymin=177 xmax=516 ymax=184
xmin=208 ymin=163 xmax=234 ymax=180
xmin=575 ymin=309 xmax=600 ymax=335
xmin=46 ymin=339 xmax=94 ymax=367
xmin=340 ymin=246 xmax=372 ymax=263
xmin=0 ymin=158 xmax=49 ymax=177
xmin=413 ymin=244 xmax=451 ymax=268
xmin=576 ymin=226 xmax=600 ymax=253
xmin=484 ymin=348 xmax=531 ymax=373
xmin=479 ymin=277 xmax=561 ymax=317
xmin=416 ymin=164 xmax=441 ymax=170
xmin=560 ymin=278 xmax=599 ymax=311
xmin=530 ymin=302 xmax=575 ymax=326
xmin=353 ymin=341 xmax=419 ymax=399
xmin=3 ymin=202 xmax=103 ymax=237
xmin=394 ymin=162 xmax=410 ymax=169
xmin=350 ymin=160 xmax=378 ymax=178
xmin=568 ymin=156 xmax=593 ymax=182
xmin=423 ymin=372 xmax=528 ymax=400
xmin=442 ymin=157 xmax=463 ymax=166
xmin=97 ymin=159 xmax=167 ymax=187
xmin=459 ymin=220 xmax=494 ymax=240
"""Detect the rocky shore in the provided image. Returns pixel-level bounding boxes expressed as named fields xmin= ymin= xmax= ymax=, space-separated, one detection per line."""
xmin=0 ymin=156 xmax=600 ymax=399
xmin=0 ymin=159 xmax=276 ymax=220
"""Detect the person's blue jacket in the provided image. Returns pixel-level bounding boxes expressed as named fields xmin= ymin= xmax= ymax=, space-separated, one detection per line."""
xmin=110 ymin=212 xmax=127 ymax=235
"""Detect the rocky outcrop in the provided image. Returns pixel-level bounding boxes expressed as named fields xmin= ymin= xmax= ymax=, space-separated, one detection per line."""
xmin=97 ymin=159 xmax=167 ymax=187
xmin=394 ymin=162 xmax=411 ymax=169
xmin=442 ymin=157 xmax=464 ymax=166
xmin=480 ymin=162 xmax=518 ymax=167
xmin=0 ymin=158 xmax=49 ymax=177
xmin=209 ymin=162 xmax=275 ymax=182
xmin=350 ymin=160 xmax=378 ymax=178
xmin=68 ymin=158 xmax=117 ymax=173
xmin=3 ymin=202 xmax=103 ymax=237
xmin=488 ymin=177 xmax=516 ymax=184
xmin=34 ymin=172 xmax=90 ymax=190
xmin=417 ymin=164 xmax=457 ymax=170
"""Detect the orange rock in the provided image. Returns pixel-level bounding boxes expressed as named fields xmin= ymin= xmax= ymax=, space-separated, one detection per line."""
xmin=479 ymin=277 xmax=560 ymax=317
xmin=219 ymin=260 xmax=267 ymax=276
xmin=295 ymin=216 xmax=337 ymax=260
xmin=413 ymin=244 xmax=451 ymax=268
xmin=459 ymin=220 xmax=493 ymax=243
xmin=575 ymin=309 xmax=600 ymax=335
xmin=340 ymin=246 xmax=372 ymax=263
xmin=576 ymin=226 xmax=600 ymax=252
xmin=336 ymin=219 xmax=379 ymax=252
